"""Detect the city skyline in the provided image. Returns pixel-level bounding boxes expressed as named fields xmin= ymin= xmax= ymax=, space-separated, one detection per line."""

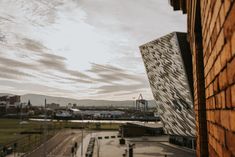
xmin=0 ymin=0 xmax=186 ymax=100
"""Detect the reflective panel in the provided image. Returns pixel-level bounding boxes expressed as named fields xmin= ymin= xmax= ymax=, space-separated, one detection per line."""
xmin=139 ymin=32 xmax=195 ymax=137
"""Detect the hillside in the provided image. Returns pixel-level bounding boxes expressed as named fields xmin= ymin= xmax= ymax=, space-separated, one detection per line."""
xmin=20 ymin=94 xmax=156 ymax=107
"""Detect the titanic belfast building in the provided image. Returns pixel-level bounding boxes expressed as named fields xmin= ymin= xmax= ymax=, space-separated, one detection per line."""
xmin=140 ymin=32 xmax=196 ymax=147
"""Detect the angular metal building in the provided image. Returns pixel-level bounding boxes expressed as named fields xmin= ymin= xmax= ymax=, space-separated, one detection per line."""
xmin=139 ymin=32 xmax=195 ymax=137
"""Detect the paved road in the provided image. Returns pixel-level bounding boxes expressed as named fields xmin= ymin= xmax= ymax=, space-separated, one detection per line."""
xmin=133 ymin=142 xmax=195 ymax=157
xmin=25 ymin=130 xmax=195 ymax=157
xmin=92 ymin=131 xmax=196 ymax=157
xmin=26 ymin=130 xmax=84 ymax=157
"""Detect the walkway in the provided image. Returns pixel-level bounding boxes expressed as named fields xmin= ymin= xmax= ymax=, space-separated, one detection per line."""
xmin=90 ymin=131 xmax=196 ymax=157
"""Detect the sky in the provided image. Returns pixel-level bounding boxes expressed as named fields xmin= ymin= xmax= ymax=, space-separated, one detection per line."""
xmin=0 ymin=0 xmax=186 ymax=100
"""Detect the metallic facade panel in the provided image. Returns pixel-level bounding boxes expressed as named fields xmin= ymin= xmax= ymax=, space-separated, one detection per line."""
xmin=139 ymin=32 xmax=195 ymax=137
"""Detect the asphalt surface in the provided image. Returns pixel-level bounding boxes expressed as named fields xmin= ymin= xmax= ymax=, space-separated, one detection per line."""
xmin=25 ymin=130 xmax=195 ymax=157
xmin=92 ymin=131 xmax=196 ymax=157
xmin=26 ymin=130 xmax=85 ymax=157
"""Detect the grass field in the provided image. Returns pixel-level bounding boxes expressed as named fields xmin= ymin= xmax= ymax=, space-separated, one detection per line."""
xmin=0 ymin=118 xmax=121 ymax=157
xmin=0 ymin=119 xmax=56 ymax=145
xmin=86 ymin=122 xmax=120 ymax=130
xmin=0 ymin=119 xmax=121 ymax=146
xmin=0 ymin=118 xmax=59 ymax=156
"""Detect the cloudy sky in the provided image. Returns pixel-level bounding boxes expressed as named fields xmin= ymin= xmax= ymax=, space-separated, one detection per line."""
xmin=0 ymin=0 xmax=186 ymax=100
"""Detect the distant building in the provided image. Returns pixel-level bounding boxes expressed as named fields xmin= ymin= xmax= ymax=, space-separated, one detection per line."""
xmin=0 ymin=95 xmax=21 ymax=114
xmin=8 ymin=95 xmax=21 ymax=108
xmin=55 ymin=110 xmax=72 ymax=118
xmin=46 ymin=103 xmax=60 ymax=110
xmin=120 ymin=122 xmax=164 ymax=137
xmin=140 ymin=32 xmax=195 ymax=138
xmin=0 ymin=101 xmax=7 ymax=115
xmin=68 ymin=108 xmax=81 ymax=115
xmin=0 ymin=96 xmax=8 ymax=102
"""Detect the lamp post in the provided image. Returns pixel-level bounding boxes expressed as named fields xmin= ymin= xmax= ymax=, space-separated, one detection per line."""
xmin=81 ymin=112 xmax=84 ymax=157
xmin=132 ymin=97 xmax=135 ymax=110
xmin=128 ymin=143 xmax=135 ymax=157
xmin=43 ymin=99 xmax=47 ymax=157
xmin=95 ymin=137 xmax=100 ymax=157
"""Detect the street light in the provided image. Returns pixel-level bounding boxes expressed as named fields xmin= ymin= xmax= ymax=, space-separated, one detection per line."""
xmin=81 ymin=112 xmax=84 ymax=157
xmin=132 ymin=97 xmax=136 ymax=110
xmin=43 ymin=99 xmax=47 ymax=157
xmin=95 ymin=137 xmax=100 ymax=157
xmin=128 ymin=143 xmax=135 ymax=157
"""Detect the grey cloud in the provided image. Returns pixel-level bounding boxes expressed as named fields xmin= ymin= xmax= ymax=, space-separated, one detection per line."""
xmin=40 ymin=53 xmax=67 ymax=61
xmin=88 ymin=63 xmax=146 ymax=84
xmin=53 ymin=74 xmax=92 ymax=84
xmin=37 ymin=52 xmax=92 ymax=81
xmin=86 ymin=63 xmax=149 ymax=95
xmin=0 ymin=73 xmax=17 ymax=80
xmin=0 ymin=65 xmax=33 ymax=78
xmin=0 ymin=56 xmax=37 ymax=69
xmin=113 ymin=91 xmax=142 ymax=96
xmin=64 ymin=77 xmax=91 ymax=84
xmin=0 ymin=79 xmax=73 ymax=94
xmin=38 ymin=59 xmax=91 ymax=80
xmin=21 ymin=38 xmax=66 ymax=61
xmin=21 ymin=38 xmax=47 ymax=52
xmin=80 ymin=0 xmax=186 ymax=42
xmin=0 ymin=0 xmax=183 ymax=100
xmin=0 ymin=33 xmax=6 ymax=42
xmin=18 ymin=38 xmax=67 ymax=70
xmin=39 ymin=58 xmax=65 ymax=69
xmin=88 ymin=63 xmax=125 ymax=73
xmin=94 ymin=83 xmax=146 ymax=94
xmin=19 ymin=38 xmax=91 ymax=81
xmin=66 ymin=69 xmax=91 ymax=79
xmin=0 ymin=34 xmax=91 ymax=85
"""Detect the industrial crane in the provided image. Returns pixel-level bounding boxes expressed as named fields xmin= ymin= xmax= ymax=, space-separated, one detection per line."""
xmin=135 ymin=94 xmax=148 ymax=111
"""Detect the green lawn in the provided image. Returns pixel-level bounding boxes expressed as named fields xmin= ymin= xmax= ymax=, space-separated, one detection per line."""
xmin=0 ymin=119 xmax=46 ymax=145
xmin=0 ymin=119 xmax=59 ymax=156
xmin=0 ymin=119 xmax=121 ymax=155
xmin=0 ymin=119 xmax=120 ymax=144
xmin=86 ymin=122 xmax=120 ymax=130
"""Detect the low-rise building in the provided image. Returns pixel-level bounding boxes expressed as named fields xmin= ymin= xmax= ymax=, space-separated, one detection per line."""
xmin=0 ymin=95 xmax=21 ymax=114
xmin=45 ymin=103 xmax=60 ymax=110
